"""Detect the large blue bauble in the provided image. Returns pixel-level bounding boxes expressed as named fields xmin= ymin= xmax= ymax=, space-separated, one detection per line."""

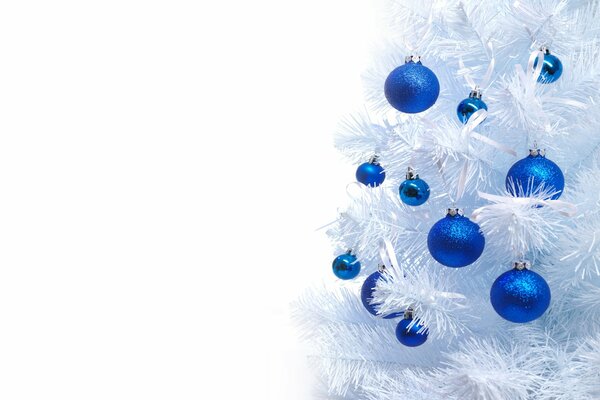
xmin=384 ymin=61 xmax=440 ymax=113
xmin=356 ymin=162 xmax=385 ymax=187
xmin=534 ymin=53 xmax=563 ymax=84
xmin=490 ymin=268 xmax=551 ymax=323
xmin=360 ymin=271 xmax=403 ymax=319
xmin=399 ymin=177 xmax=430 ymax=206
xmin=395 ymin=318 xmax=428 ymax=347
xmin=427 ymin=213 xmax=485 ymax=268
xmin=456 ymin=96 xmax=487 ymax=124
xmin=332 ymin=253 xmax=361 ymax=280
xmin=505 ymin=153 xmax=564 ymax=200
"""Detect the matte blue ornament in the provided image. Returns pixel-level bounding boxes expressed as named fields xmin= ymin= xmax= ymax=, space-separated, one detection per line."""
xmin=356 ymin=156 xmax=385 ymax=187
xmin=395 ymin=311 xmax=428 ymax=347
xmin=360 ymin=268 xmax=403 ymax=319
xmin=427 ymin=209 xmax=485 ymax=268
xmin=456 ymin=88 xmax=487 ymax=124
xmin=332 ymin=251 xmax=361 ymax=280
xmin=490 ymin=262 xmax=551 ymax=323
xmin=384 ymin=56 xmax=440 ymax=114
xmin=533 ymin=48 xmax=563 ymax=84
xmin=506 ymin=148 xmax=564 ymax=200
xmin=399 ymin=168 xmax=430 ymax=206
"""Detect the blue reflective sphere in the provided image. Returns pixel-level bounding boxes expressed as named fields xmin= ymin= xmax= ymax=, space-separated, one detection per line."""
xmin=399 ymin=177 xmax=430 ymax=206
xmin=332 ymin=253 xmax=361 ymax=280
xmin=395 ymin=318 xmax=428 ymax=347
xmin=506 ymin=154 xmax=564 ymax=200
xmin=490 ymin=268 xmax=551 ymax=323
xmin=360 ymin=271 xmax=403 ymax=319
xmin=384 ymin=61 xmax=440 ymax=113
xmin=356 ymin=162 xmax=385 ymax=187
xmin=456 ymin=97 xmax=488 ymax=124
xmin=534 ymin=53 xmax=563 ymax=83
xmin=427 ymin=214 xmax=485 ymax=268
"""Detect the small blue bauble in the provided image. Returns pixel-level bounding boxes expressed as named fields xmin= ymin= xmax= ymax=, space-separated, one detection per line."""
xmin=506 ymin=151 xmax=564 ymax=200
xmin=456 ymin=96 xmax=487 ymax=124
xmin=399 ymin=177 xmax=430 ymax=206
xmin=360 ymin=271 xmax=403 ymax=319
xmin=395 ymin=317 xmax=428 ymax=347
xmin=356 ymin=161 xmax=385 ymax=187
xmin=490 ymin=266 xmax=551 ymax=323
xmin=533 ymin=52 xmax=563 ymax=83
xmin=332 ymin=253 xmax=361 ymax=280
xmin=384 ymin=60 xmax=440 ymax=113
xmin=427 ymin=211 xmax=485 ymax=268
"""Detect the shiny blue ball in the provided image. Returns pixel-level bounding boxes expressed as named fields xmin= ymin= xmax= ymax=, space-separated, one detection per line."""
xmin=427 ymin=213 xmax=485 ymax=268
xmin=399 ymin=178 xmax=430 ymax=206
xmin=490 ymin=268 xmax=551 ymax=323
xmin=360 ymin=271 xmax=403 ymax=319
xmin=384 ymin=61 xmax=440 ymax=113
xmin=395 ymin=318 xmax=428 ymax=347
xmin=456 ymin=97 xmax=487 ymax=124
xmin=534 ymin=53 xmax=563 ymax=83
xmin=332 ymin=253 xmax=361 ymax=280
xmin=356 ymin=162 xmax=385 ymax=187
xmin=506 ymin=153 xmax=564 ymax=200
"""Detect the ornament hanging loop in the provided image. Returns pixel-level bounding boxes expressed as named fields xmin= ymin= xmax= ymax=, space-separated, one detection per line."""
xmin=529 ymin=142 xmax=545 ymax=157
xmin=405 ymin=55 xmax=422 ymax=64
xmin=514 ymin=261 xmax=529 ymax=270
xmin=447 ymin=208 xmax=463 ymax=217
xmin=406 ymin=166 xmax=418 ymax=180
xmin=469 ymin=86 xmax=483 ymax=99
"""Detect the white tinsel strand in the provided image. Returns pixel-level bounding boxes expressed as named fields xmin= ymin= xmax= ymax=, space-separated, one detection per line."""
xmin=430 ymin=336 xmax=548 ymax=400
xmin=371 ymin=265 xmax=473 ymax=339
xmin=472 ymin=187 xmax=568 ymax=262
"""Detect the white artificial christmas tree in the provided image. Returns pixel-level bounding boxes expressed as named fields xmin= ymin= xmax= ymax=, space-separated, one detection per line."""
xmin=295 ymin=1 xmax=600 ymax=399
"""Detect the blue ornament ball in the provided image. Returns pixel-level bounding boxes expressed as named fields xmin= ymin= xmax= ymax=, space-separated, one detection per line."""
xmin=490 ymin=266 xmax=551 ymax=323
xmin=395 ymin=317 xmax=428 ymax=347
xmin=506 ymin=151 xmax=564 ymax=200
xmin=356 ymin=161 xmax=385 ymax=187
xmin=332 ymin=252 xmax=361 ymax=280
xmin=384 ymin=59 xmax=440 ymax=113
xmin=427 ymin=211 xmax=485 ymax=268
xmin=399 ymin=177 xmax=430 ymax=206
xmin=360 ymin=271 xmax=403 ymax=319
xmin=533 ymin=52 xmax=563 ymax=83
xmin=456 ymin=95 xmax=487 ymax=124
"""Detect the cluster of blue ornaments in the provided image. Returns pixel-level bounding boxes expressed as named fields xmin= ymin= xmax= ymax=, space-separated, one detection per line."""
xmin=330 ymin=50 xmax=565 ymax=350
xmin=356 ymin=159 xmax=431 ymax=208
xmin=360 ymin=267 xmax=428 ymax=346
xmin=333 ymin=258 xmax=430 ymax=347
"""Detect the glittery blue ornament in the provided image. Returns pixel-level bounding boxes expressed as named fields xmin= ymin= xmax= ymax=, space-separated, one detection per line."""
xmin=490 ymin=263 xmax=551 ymax=323
xmin=395 ymin=313 xmax=428 ymax=347
xmin=399 ymin=168 xmax=430 ymax=206
xmin=456 ymin=88 xmax=487 ymax=124
xmin=506 ymin=149 xmax=564 ymax=200
xmin=332 ymin=251 xmax=361 ymax=280
xmin=533 ymin=48 xmax=563 ymax=84
xmin=356 ymin=157 xmax=385 ymax=187
xmin=360 ymin=269 xmax=403 ymax=319
xmin=427 ymin=209 xmax=485 ymax=268
xmin=384 ymin=57 xmax=440 ymax=113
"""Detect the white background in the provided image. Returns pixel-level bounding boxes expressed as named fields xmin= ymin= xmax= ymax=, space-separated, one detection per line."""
xmin=0 ymin=1 xmax=375 ymax=399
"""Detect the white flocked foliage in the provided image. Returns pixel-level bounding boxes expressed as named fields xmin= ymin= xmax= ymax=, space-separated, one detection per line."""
xmin=294 ymin=1 xmax=600 ymax=399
